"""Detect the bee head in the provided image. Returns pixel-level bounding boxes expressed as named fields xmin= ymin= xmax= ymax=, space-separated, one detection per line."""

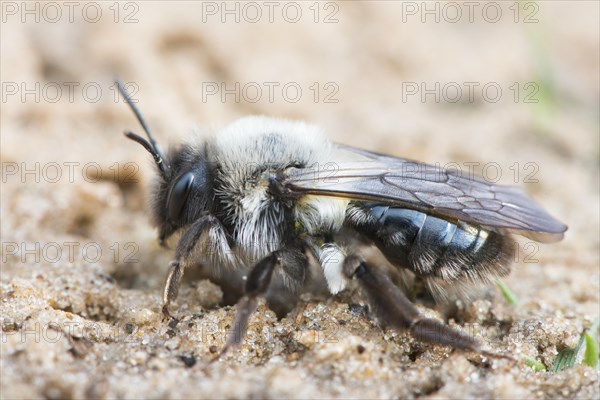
xmin=116 ymin=80 xmax=213 ymax=246
xmin=152 ymin=147 xmax=214 ymax=245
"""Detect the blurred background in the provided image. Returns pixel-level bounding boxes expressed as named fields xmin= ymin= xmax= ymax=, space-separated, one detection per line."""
xmin=1 ymin=1 xmax=599 ymax=398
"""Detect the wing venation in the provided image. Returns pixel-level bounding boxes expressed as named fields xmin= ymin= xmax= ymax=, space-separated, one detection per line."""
xmin=282 ymin=145 xmax=566 ymax=242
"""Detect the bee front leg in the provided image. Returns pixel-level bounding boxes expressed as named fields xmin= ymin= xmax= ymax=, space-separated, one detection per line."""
xmin=162 ymin=261 xmax=183 ymax=320
xmin=162 ymin=215 xmax=221 ymax=320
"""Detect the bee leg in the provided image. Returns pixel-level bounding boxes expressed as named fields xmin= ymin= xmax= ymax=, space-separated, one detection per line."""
xmin=342 ymin=254 xmax=482 ymax=353
xmin=162 ymin=215 xmax=220 ymax=320
xmin=211 ymin=252 xmax=280 ymax=361
xmin=162 ymin=261 xmax=183 ymax=320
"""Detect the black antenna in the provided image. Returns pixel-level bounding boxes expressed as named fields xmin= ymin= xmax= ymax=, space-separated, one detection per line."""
xmin=116 ymin=79 xmax=170 ymax=178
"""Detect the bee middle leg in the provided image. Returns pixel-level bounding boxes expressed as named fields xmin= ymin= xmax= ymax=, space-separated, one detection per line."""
xmin=213 ymin=245 xmax=308 ymax=361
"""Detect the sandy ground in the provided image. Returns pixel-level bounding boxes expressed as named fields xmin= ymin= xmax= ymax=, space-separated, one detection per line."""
xmin=1 ymin=1 xmax=599 ymax=399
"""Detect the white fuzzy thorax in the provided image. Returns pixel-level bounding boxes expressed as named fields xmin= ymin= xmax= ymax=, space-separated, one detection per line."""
xmin=206 ymin=116 xmax=331 ymax=175
xmin=205 ymin=116 xmax=345 ymax=269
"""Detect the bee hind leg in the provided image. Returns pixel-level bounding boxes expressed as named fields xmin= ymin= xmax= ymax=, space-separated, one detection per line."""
xmin=342 ymin=254 xmax=483 ymax=354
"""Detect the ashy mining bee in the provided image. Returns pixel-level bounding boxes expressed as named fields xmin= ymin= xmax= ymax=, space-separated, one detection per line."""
xmin=116 ymin=81 xmax=566 ymax=360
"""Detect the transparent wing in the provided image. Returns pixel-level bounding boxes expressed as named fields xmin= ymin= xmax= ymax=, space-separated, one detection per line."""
xmin=282 ymin=145 xmax=567 ymax=243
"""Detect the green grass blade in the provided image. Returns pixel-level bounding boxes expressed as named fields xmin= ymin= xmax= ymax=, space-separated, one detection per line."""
xmin=583 ymin=330 xmax=599 ymax=368
xmin=523 ymin=356 xmax=547 ymax=372
xmin=550 ymin=334 xmax=586 ymax=372
xmin=496 ymin=279 xmax=519 ymax=305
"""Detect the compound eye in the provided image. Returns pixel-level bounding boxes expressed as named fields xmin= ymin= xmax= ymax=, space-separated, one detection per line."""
xmin=167 ymin=172 xmax=195 ymax=222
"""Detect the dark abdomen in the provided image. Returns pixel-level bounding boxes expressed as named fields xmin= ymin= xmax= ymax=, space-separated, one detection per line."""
xmin=350 ymin=204 xmax=512 ymax=282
